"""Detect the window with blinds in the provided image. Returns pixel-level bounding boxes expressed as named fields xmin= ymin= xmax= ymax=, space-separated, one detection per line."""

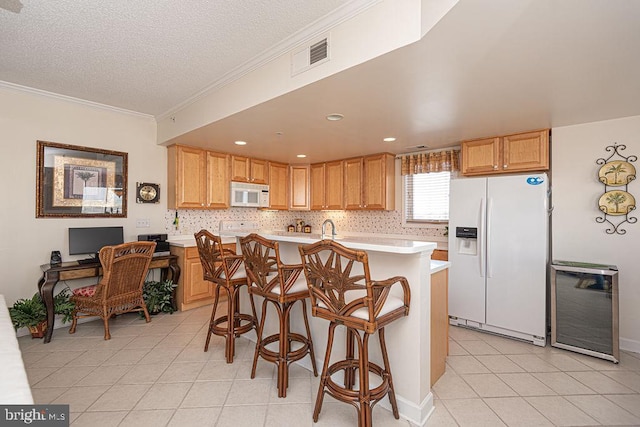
xmin=404 ymin=171 xmax=450 ymax=222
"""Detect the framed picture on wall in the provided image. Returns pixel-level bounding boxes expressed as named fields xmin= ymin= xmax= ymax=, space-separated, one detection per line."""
xmin=36 ymin=140 xmax=128 ymax=218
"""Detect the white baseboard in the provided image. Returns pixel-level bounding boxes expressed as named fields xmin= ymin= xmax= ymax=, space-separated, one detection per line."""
xmin=620 ymin=337 xmax=640 ymax=354
xmin=15 ymin=316 xmax=91 ymax=338
xmin=295 ymin=355 xmax=434 ymax=426
xmin=378 ymin=392 xmax=435 ymax=427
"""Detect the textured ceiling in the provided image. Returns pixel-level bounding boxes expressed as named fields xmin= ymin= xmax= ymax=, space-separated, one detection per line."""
xmin=167 ymin=0 xmax=640 ymax=164
xmin=0 ymin=0 xmax=350 ymax=115
xmin=2 ymin=0 xmax=640 ymax=165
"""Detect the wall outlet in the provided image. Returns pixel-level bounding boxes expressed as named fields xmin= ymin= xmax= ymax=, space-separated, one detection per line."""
xmin=136 ymin=218 xmax=151 ymax=228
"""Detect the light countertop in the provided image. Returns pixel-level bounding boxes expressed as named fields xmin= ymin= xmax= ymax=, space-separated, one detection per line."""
xmin=168 ymin=231 xmax=444 ymax=256
xmin=167 ymin=235 xmax=236 ymax=247
xmin=430 ymin=260 xmax=451 ymax=274
xmin=216 ymin=230 xmax=437 ymax=255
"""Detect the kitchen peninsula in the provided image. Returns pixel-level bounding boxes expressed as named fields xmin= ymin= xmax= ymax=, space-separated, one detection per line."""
xmin=169 ymin=231 xmax=448 ymax=426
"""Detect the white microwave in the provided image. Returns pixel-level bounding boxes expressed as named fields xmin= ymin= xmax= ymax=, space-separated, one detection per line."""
xmin=230 ymin=182 xmax=270 ymax=208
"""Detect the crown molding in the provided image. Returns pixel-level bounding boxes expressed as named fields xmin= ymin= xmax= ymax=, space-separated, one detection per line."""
xmin=0 ymin=80 xmax=155 ymax=119
xmin=156 ymin=0 xmax=381 ymax=121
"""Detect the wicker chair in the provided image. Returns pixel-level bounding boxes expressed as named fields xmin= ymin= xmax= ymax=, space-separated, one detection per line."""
xmin=240 ymin=233 xmax=318 ymax=398
xmin=299 ymin=240 xmax=411 ymax=427
xmin=194 ymin=230 xmax=257 ymax=363
xmin=69 ymin=241 xmax=156 ymax=340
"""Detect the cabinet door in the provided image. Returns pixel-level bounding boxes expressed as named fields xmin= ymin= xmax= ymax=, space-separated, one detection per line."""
xmin=432 ymin=250 xmax=448 ymax=261
xmin=289 ymin=165 xmax=310 ymax=210
xmin=206 ymin=151 xmax=229 ymax=208
xmin=325 ymin=160 xmax=344 ymax=210
xmin=502 ymin=130 xmax=549 ymax=172
xmin=309 ymin=163 xmax=326 ymax=210
xmin=250 ymin=158 xmax=268 ymax=184
xmin=461 ymin=137 xmax=501 ymax=175
xmin=269 ymin=162 xmax=288 ymax=210
xmin=363 ymin=154 xmax=394 ymax=210
xmin=231 ymin=155 xmax=250 ymax=182
xmin=172 ymin=145 xmax=206 ymax=208
xmin=430 ymin=268 xmax=449 ymax=386
xmin=183 ymin=247 xmax=214 ymax=305
xmin=344 ymin=158 xmax=363 ymax=210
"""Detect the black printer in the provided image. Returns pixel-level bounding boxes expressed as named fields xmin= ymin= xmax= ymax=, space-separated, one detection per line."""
xmin=138 ymin=234 xmax=170 ymax=253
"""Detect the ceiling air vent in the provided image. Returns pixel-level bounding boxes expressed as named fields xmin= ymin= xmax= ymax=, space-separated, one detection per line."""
xmin=291 ymin=34 xmax=330 ymax=76
xmin=309 ymin=38 xmax=328 ymax=65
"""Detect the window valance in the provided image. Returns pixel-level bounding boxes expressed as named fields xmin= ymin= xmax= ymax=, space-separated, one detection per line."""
xmin=400 ymin=149 xmax=460 ymax=175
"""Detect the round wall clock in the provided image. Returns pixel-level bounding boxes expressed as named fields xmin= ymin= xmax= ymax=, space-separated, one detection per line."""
xmin=136 ymin=182 xmax=160 ymax=203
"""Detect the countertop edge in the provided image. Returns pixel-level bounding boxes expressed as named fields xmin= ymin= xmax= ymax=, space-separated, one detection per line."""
xmin=226 ymin=232 xmax=436 ymax=254
xmin=430 ymin=260 xmax=451 ymax=274
xmin=168 ymin=232 xmax=439 ymax=254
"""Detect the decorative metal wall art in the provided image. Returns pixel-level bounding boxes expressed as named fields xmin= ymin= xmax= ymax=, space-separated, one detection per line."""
xmin=596 ymin=143 xmax=636 ymax=234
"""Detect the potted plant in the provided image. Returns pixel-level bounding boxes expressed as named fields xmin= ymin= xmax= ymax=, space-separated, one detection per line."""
xmin=142 ymin=279 xmax=177 ymax=315
xmin=9 ymin=288 xmax=76 ymax=338
xmin=53 ymin=288 xmax=75 ymax=324
xmin=9 ymin=293 xmax=47 ymax=338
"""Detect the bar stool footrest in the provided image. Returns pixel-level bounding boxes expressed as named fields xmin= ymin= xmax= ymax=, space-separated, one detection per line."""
xmin=259 ymin=332 xmax=312 ymax=364
xmin=324 ymin=359 xmax=390 ymax=403
xmin=210 ymin=313 xmax=255 ymax=337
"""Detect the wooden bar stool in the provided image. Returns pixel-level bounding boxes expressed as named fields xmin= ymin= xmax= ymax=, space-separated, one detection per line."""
xmin=299 ymin=240 xmax=410 ymax=427
xmin=194 ymin=230 xmax=257 ymax=363
xmin=240 ymin=233 xmax=318 ymax=398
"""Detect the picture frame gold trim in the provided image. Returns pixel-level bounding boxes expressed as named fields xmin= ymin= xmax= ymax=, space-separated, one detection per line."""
xmin=36 ymin=140 xmax=128 ymax=218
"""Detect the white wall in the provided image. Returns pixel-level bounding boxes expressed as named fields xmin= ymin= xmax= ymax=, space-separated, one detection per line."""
xmin=156 ymin=0 xmax=429 ymax=143
xmin=552 ymin=115 xmax=640 ymax=352
xmin=0 ymin=86 xmax=165 ymax=305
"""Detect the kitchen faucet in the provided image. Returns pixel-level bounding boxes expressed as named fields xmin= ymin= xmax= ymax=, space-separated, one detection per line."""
xmin=321 ymin=219 xmax=337 ymax=240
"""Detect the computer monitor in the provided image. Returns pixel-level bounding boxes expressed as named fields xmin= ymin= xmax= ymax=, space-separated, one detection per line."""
xmin=68 ymin=226 xmax=124 ymax=261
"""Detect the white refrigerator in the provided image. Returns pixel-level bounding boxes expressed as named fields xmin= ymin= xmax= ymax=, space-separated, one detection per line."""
xmin=448 ymin=173 xmax=549 ymax=346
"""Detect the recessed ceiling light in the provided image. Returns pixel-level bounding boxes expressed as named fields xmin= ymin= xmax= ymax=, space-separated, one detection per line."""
xmin=326 ymin=113 xmax=344 ymax=121
xmin=383 ymin=137 xmax=397 ymax=142
xmin=234 ymin=140 xmax=247 ymax=146
xmin=296 ymin=154 xmax=307 ymax=158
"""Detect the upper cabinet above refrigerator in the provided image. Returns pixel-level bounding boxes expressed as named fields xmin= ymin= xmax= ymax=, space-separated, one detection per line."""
xmin=461 ymin=129 xmax=549 ymax=176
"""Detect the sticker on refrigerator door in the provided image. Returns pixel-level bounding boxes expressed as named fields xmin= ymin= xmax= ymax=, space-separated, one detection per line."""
xmin=526 ymin=176 xmax=545 ymax=185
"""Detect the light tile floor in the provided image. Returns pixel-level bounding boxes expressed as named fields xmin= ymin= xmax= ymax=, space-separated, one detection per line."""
xmin=18 ymin=305 xmax=640 ymax=426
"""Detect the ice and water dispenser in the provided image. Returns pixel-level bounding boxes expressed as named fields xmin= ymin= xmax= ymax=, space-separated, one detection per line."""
xmin=455 ymin=227 xmax=478 ymax=255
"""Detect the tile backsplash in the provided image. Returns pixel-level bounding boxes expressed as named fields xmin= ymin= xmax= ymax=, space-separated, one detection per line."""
xmin=165 ymin=208 xmax=447 ymax=241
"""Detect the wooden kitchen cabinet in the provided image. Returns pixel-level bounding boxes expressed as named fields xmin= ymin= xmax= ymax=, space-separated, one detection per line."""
xmin=363 ymin=153 xmax=395 ymax=209
xmin=231 ymin=155 xmax=268 ymax=184
xmin=167 ymin=145 xmax=229 ymax=209
xmin=289 ymin=165 xmax=310 ymax=210
xmin=310 ymin=160 xmax=343 ymax=210
xmin=344 ymin=154 xmax=395 ymax=210
xmin=268 ymin=161 xmax=288 ymax=210
xmin=432 ymin=249 xmax=448 ymax=261
xmin=461 ymin=129 xmax=549 ymax=176
xmin=431 ymin=267 xmax=449 ymax=386
xmin=171 ymin=243 xmax=236 ymax=311
xmin=344 ymin=158 xmax=364 ymax=209
xmin=205 ymin=151 xmax=230 ymax=208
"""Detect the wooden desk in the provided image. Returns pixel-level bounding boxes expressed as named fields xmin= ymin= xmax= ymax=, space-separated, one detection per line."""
xmin=37 ymin=255 xmax=180 ymax=343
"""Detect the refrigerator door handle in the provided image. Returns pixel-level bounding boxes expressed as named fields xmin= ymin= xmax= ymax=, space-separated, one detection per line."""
xmin=486 ymin=197 xmax=493 ymax=278
xmin=479 ymin=197 xmax=486 ymax=278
